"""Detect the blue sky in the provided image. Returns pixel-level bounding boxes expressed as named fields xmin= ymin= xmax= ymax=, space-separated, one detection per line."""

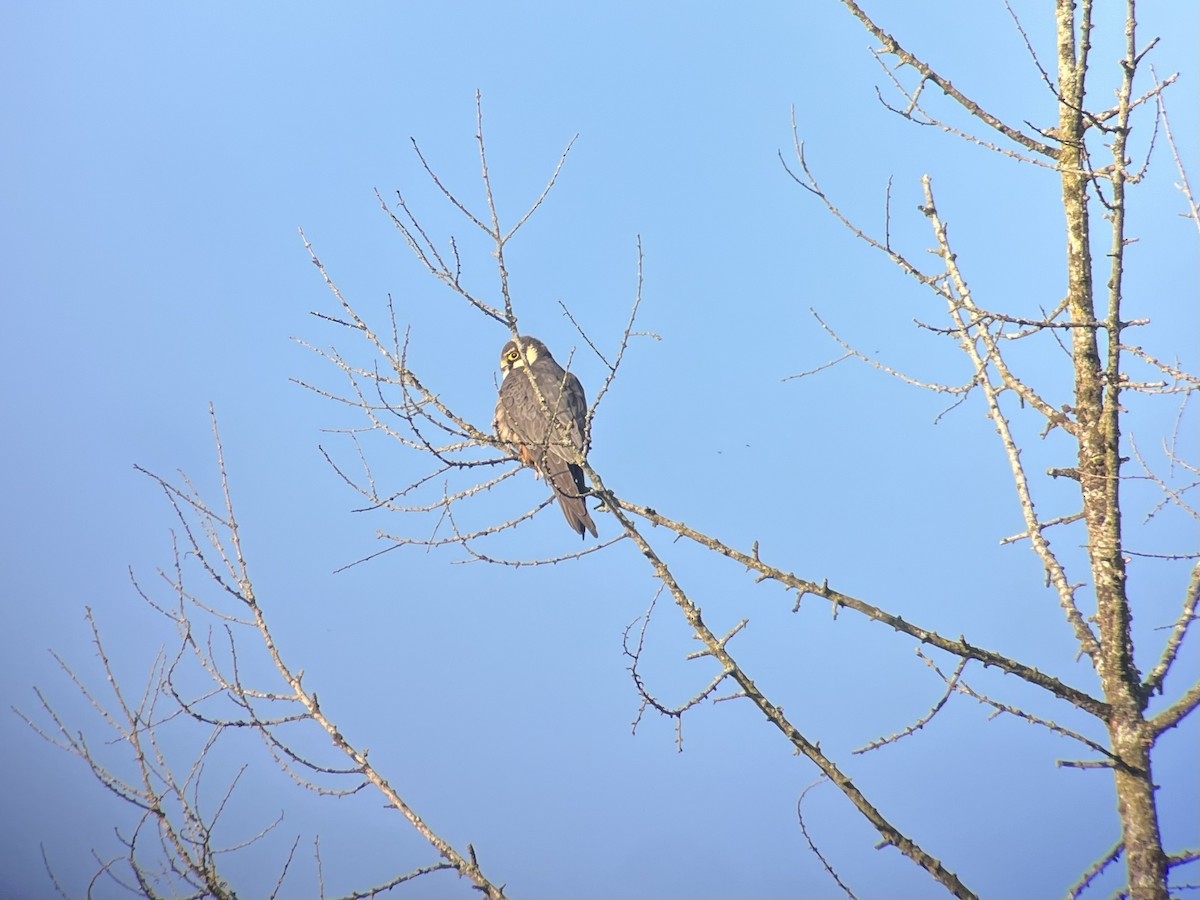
xmin=2 ymin=3 xmax=1197 ymax=898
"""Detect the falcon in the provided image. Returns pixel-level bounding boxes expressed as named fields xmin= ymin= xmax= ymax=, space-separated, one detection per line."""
xmin=494 ymin=336 xmax=598 ymax=538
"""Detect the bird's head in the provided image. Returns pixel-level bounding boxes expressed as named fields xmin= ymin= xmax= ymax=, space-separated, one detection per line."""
xmin=499 ymin=336 xmax=549 ymax=374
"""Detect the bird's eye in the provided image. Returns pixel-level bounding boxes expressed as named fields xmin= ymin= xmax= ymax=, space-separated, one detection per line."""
xmin=507 ymin=350 xmax=520 ymax=362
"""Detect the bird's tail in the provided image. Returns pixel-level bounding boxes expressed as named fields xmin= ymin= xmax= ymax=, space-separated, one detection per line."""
xmin=547 ymin=462 xmax=598 ymax=538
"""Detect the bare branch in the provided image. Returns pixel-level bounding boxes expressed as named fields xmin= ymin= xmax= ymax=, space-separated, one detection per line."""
xmin=1069 ymin=840 xmax=1124 ymax=900
xmin=838 ymin=0 xmax=1058 ymax=156
xmin=855 ymin=657 xmax=968 ymax=754
xmin=596 ymin=480 xmax=979 ymax=899
xmin=614 ymin=497 xmax=1110 ymax=719
xmin=797 ymin=781 xmax=859 ymax=900
xmin=1154 ymin=71 xmax=1200 ymax=236
xmin=918 ymin=178 xmax=1099 ymax=662
xmin=1143 ymin=561 xmax=1200 ymax=705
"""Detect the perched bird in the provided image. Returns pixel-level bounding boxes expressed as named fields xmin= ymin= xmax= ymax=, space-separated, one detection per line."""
xmin=494 ymin=336 xmax=598 ymax=538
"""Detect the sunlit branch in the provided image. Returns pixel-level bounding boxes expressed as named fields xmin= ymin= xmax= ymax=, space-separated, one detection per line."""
xmin=838 ymin=0 xmax=1057 ymax=157
xmin=613 ymin=497 xmax=1110 ymax=719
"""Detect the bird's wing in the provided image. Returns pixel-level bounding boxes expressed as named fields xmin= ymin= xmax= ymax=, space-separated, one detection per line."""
xmin=525 ymin=361 xmax=587 ymax=464
xmin=560 ymin=370 xmax=589 ymax=451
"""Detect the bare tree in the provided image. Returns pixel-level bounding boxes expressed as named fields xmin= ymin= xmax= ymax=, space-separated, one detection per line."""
xmin=20 ymin=409 xmax=506 ymax=899
xmin=776 ymin=4 xmax=1198 ymax=897
xmin=21 ymin=3 xmax=1197 ymax=899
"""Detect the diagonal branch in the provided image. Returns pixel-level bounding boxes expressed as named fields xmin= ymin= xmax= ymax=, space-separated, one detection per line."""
xmin=613 ymin=497 xmax=1110 ymax=720
xmin=1142 ymin=563 xmax=1200 ymax=701
xmin=838 ymin=0 xmax=1058 ymax=157
xmin=919 ymin=178 xmax=1100 ymax=663
xmin=591 ymin=470 xmax=978 ymax=900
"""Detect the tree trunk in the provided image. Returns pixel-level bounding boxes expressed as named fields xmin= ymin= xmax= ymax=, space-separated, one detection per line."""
xmin=1056 ymin=3 xmax=1168 ymax=898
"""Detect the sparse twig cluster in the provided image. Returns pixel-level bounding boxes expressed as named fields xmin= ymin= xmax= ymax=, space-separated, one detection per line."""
xmin=294 ymin=95 xmax=649 ymax=570
xmin=21 ymin=409 xmax=505 ymax=899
